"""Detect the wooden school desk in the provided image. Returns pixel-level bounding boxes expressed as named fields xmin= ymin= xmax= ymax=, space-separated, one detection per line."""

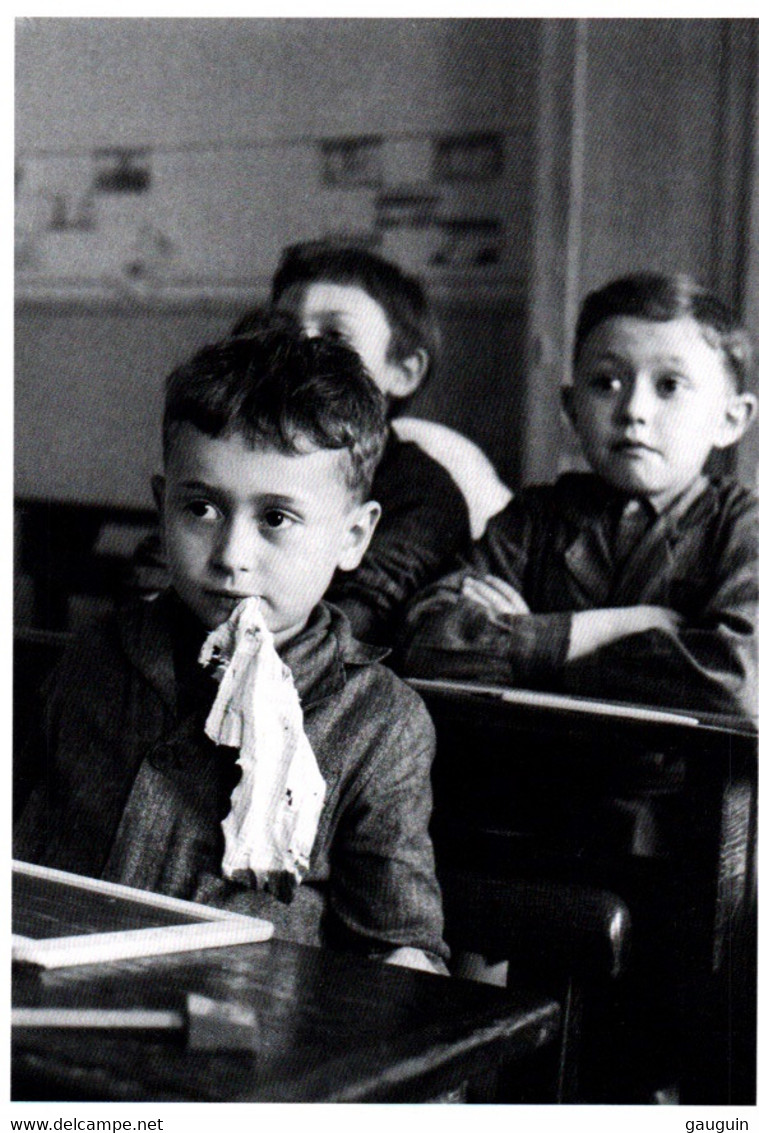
xmin=410 ymin=679 xmax=758 ymax=1104
xmin=11 ymin=865 xmax=561 ymax=1104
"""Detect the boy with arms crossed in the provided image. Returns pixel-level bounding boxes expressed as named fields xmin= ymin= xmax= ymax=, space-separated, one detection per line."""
xmin=403 ymin=273 xmax=757 ymax=720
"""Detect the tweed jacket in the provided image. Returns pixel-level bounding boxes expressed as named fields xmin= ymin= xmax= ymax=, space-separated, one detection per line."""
xmin=14 ymin=594 xmax=448 ymax=962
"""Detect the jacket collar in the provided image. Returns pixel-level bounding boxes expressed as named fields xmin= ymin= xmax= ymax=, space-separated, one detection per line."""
xmin=278 ymin=600 xmax=388 ymax=707
xmin=117 ymin=592 xmax=387 ymax=715
xmin=118 ymin=593 xmax=179 ymax=712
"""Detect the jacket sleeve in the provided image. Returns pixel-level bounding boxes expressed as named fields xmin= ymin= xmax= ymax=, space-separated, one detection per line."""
xmin=563 ymin=494 xmax=758 ymax=719
xmin=325 ymin=680 xmax=449 ymax=964
xmin=400 ymin=495 xmax=572 ymax=687
xmin=14 ymin=636 xmax=91 ymax=868
xmin=327 ymin=440 xmax=470 ymax=645
xmin=13 ymin=622 xmax=169 ymax=876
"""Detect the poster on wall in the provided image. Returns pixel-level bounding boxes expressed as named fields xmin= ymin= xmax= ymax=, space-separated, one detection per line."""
xmin=16 ymin=131 xmax=513 ymax=299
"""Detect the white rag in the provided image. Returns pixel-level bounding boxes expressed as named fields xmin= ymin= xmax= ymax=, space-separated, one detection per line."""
xmin=199 ymin=597 xmax=326 ymax=901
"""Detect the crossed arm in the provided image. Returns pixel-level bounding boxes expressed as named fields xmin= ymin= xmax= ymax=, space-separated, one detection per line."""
xmin=462 ymin=573 xmax=683 ymax=662
xmin=401 ymin=492 xmax=757 ymax=718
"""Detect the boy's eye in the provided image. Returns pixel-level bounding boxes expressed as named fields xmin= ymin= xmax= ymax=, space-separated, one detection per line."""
xmin=261 ymin=509 xmax=295 ymax=531
xmin=655 ymin=372 xmax=686 ymax=397
xmin=586 ymin=371 xmax=623 ymax=394
xmin=185 ymin=500 xmax=220 ymax=522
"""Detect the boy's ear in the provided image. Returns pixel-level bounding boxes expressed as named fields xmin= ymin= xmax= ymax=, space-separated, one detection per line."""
xmin=560 ymin=385 xmax=576 ymax=425
xmin=713 ymin=392 xmax=758 ymax=450
xmin=337 ymin=501 xmax=382 ymax=572
xmin=385 ymin=348 xmax=429 ymax=400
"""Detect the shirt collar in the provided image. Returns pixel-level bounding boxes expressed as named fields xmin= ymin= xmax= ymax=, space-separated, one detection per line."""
xmin=557 ymin=471 xmax=713 ymax=529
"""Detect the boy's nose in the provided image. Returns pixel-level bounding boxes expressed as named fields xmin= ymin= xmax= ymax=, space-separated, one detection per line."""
xmin=616 ymin=375 xmax=653 ymax=424
xmin=212 ymin=515 xmax=260 ymax=577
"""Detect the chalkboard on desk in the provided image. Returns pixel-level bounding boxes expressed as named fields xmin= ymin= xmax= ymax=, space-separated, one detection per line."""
xmin=12 ymin=861 xmax=273 ymax=969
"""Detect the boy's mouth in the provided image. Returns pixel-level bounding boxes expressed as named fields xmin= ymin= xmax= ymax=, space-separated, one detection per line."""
xmin=611 ymin=438 xmax=658 ymax=456
xmin=204 ymin=589 xmax=259 ymax=613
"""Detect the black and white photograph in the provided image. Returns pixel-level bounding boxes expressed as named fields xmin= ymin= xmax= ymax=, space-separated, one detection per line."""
xmin=11 ymin=14 xmax=759 ymax=1122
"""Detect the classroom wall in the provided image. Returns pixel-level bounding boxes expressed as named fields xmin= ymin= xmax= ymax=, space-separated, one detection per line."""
xmin=16 ymin=19 xmax=535 ymax=151
xmin=579 ymin=19 xmax=755 ymax=303
xmin=15 ymin=18 xmax=536 ymax=505
xmin=16 ymin=19 xmax=758 ymax=510
xmin=14 ymin=296 xmax=526 ymax=508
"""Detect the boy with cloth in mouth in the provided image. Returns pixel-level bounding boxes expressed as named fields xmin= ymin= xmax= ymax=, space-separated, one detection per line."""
xmin=15 ymin=310 xmax=448 ymax=974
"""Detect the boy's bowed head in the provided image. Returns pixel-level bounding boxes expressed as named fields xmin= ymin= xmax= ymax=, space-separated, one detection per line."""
xmin=267 ymin=239 xmax=440 ymax=411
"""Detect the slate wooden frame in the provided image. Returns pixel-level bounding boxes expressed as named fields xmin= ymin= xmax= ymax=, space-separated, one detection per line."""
xmin=12 ymin=860 xmax=273 ymax=969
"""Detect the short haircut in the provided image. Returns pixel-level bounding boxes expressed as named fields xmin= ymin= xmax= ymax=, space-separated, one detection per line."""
xmin=269 ymin=239 xmax=441 ymax=388
xmin=162 ymin=308 xmax=387 ymax=500
xmin=574 ymin=272 xmax=755 ymax=392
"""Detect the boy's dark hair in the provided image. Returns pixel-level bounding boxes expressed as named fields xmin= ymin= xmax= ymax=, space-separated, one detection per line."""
xmin=269 ymin=240 xmax=441 ymax=391
xmin=574 ymin=272 xmax=755 ymax=392
xmin=162 ymin=308 xmax=387 ymax=499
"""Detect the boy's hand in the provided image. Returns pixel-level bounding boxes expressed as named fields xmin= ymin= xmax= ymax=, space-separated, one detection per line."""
xmin=568 ymin=605 xmax=685 ymax=662
xmin=462 ymin=574 xmax=531 ymax=621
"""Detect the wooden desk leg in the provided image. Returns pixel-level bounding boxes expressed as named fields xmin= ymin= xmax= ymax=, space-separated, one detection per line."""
xmin=677 ymin=768 xmax=756 ymax=1104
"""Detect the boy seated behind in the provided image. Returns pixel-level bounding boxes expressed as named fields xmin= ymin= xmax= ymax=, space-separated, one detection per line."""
xmin=402 ymin=273 xmax=757 ymax=720
xmin=15 ymin=312 xmax=448 ymax=974
xmin=267 ymin=241 xmax=472 ymax=645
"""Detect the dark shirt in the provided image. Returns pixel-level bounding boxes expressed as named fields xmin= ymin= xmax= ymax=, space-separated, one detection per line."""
xmin=401 ymin=473 xmax=758 ymax=719
xmin=129 ymin=430 xmax=470 ymax=649
xmin=14 ymin=593 xmax=448 ymax=964
xmin=327 ymin=430 xmax=470 ymax=645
